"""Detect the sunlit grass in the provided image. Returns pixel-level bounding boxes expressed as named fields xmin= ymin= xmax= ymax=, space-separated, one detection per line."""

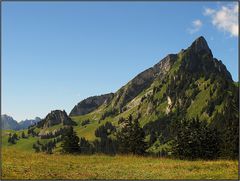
xmin=2 ymin=147 xmax=238 ymax=179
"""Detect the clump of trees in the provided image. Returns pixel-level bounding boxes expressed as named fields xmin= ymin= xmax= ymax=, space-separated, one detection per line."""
xmin=61 ymin=126 xmax=80 ymax=153
xmin=7 ymin=131 xmax=28 ymax=145
xmin=33 ymin=140 xmax=56 ymax=154
xmin=171 ymin=117 xmax=220 ymax=160
xmin=95 ymin=122 xmax=116 ymax=138
xmin=28 ymin=127 xmax=37 ymax=137
xmin=60 ymin=126 xmax=94 ymax=154
xmin=116 ymin=115 xmax=147 ymax=155
xmin=100 ymin=108 xmax=118 ymax=120
xmin=21 ymin=131 xmax=27 ymax=139
xmin=93 ymin=122 xmax=117 ymax=154
xmin=33 ymin=137 xmax=62 ymax=154
xmin=59 ymin=116 xmax=147 ymax=156
xmin=57 ymin=114 xmax=223 ymax=159
xmin=8 ymin=133 xmax=19 ymax=144
xmin=40 ymin=127 xmax=69 ymax=139
xmin=32 ymin=143 xmax=41 ymax=152
xmin=79 ymin=137 xmax=94 ymax=154
xmin=211 ymin=100 xmax=239 ymax=158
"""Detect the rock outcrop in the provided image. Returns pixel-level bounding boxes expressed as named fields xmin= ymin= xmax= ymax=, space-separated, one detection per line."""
xmin=190 ymin=36 xmax=212 ymax=54
xmin=37 ymin=110 xmax=76 ymax=128
xmin=182 ymin=36 xmax=232 ymax=81
xmin=69 ymin=93 xmax=114 ymax=116
xmin=111 ymin=54 xmax=177 ymax=108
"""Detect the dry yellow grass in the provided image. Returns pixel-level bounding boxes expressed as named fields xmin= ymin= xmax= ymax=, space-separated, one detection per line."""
xmin=2 ymin=148 xmax=239 ymax=179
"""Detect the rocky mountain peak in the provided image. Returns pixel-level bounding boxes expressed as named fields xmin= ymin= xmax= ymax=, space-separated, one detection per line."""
xmin=37 ymin=110 xmax=76 ymax=128
xmin=189 ymin=36 xmax=211 ymax=54
xmin=180 ymin=36 xmax=232 ymax=81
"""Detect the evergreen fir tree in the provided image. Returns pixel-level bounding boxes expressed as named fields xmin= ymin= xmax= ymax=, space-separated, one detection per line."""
xmin=172 ymin=118 xmax=220 ymax=160
xmin=117 ymin=114 xmax=147 ymax=155
xmin=116 ymin=115 xmax=133 ymax=154
xmin=220 ymin=100 xmax=239 ymax=158
xmin=130 ymin=119 xmax=147 ymax=155
xmin=79 ymin=137 xmax=94 ymax=154
xmin=12 ymin=133 xmax=18 ymax=140
xmin=21 ymin=131 xmax=26 ymax=138
xmin=61 ymin=126 xmax=80 ymax=153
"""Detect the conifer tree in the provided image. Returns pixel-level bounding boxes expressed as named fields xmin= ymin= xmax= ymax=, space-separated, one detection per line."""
xmin=21 ymin=131 xmax=26 ymax=138
xmin=117 ymin=115 xmax=133 ymax=153
xmin=172 ymin=117 xmax=220 ymax=159
xmin=61 ymin=126 xmax=79 ymax=153
xmin=220 ymin=100 xmax=239 ymax=158
xmin=117 ymin=114 xmax=147 ymax=155
xmin=130 ymin=119 xmax=147 ymax=155
xmin=79 ymin=137 xmax=94 ymax=154
xmin=12 ymin=133 xmax=18 ymax=140
xmin=8 ymin=133 xmax=15 ymax=144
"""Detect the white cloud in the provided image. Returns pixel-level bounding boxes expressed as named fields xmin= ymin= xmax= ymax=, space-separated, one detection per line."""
xmin=193 ymin=19 xmax=203 ymax=27
xmin=203 ymin=8 xmax=216 ymax=16
xmin=204 ymin=3 xmax=238 ymax=37
xmin=188 ymin=19 xmax=203 ymax=34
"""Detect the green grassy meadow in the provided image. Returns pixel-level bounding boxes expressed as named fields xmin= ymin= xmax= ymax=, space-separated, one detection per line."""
xmin=1 ymin=147 xmax=239 ymax=180
xmin=2 ymin=121 xmax=239 ymax=180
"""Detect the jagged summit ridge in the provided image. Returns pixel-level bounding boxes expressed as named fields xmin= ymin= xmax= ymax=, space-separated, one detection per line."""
xmin=189 ymin=36 xmax=212 ymax=55
xmin=69 ymin=36 xmax=233 ymax=116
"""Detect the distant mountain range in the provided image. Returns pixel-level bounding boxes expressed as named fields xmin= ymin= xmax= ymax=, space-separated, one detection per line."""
xmin=1 ymin=114 xmax=41 ymax=130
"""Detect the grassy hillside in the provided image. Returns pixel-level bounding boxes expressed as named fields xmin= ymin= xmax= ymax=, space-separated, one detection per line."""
xmin=2 ymin=147 xmax=238 ymax=180
xmin=2 ymin=130 xmax=38 ymax=152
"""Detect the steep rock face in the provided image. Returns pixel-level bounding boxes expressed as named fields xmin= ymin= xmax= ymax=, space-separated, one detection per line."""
xmin=70 ymin=54 xmax=177 ymax=115
xmin=69 ymin=93 xmax=114 ymax=116
xmin=111 ymin=54 xmax=177 ymax=109
xmin=37 ymin=110 xmax=76 ymax=128
xmin=190 ymin=36 xmax=212 ymax=54
xmin=153 ymin=54 xmax=178 ymax=75
xmin=1 ymin=115 xmax=19 ymax=130
xmin=181 ymin=36 xmax=232 ymax=81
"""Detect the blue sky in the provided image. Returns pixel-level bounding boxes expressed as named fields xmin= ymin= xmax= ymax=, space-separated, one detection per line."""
xmin=2 ymin=2 xmax=238 ymax=121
